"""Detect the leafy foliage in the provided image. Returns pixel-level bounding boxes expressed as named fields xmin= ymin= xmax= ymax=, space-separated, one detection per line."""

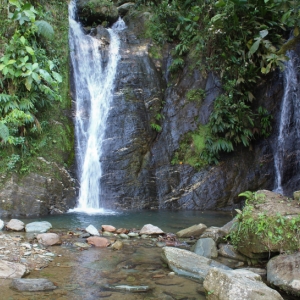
xmin=0 ymin=0 xmax=72 ymax=174
xmin=0 ymin=0 xmax=61 ymax=147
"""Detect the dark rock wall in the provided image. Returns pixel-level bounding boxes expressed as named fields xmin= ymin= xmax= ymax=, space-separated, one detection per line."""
xmin=97 ymin=12 xmax=294 ymax=210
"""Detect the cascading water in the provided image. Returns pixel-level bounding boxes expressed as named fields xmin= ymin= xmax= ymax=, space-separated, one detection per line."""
xmin=273 ymin=49 xmax=300 ymax=194
xmin=68 ymin=0 xmax=126 ymax=213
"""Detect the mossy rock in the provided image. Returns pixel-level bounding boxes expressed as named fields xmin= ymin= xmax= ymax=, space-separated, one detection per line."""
xmin=77 ymin=0 xmax=119 ymax=26
xmin=230 ymin=190 xmax=300 ymax=258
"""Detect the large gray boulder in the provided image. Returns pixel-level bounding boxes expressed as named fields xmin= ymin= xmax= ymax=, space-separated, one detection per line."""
xmin=25 ymin=221 xmax=52 ymax=233
xmin=176 ymin=224 xmax=207 ymax=238
xmin=11 ymin=279 xmax=57 ymax=291
xmin=0 ymin=260 xmax=28 ymax=279
xmin=267 ymin=252 xmax=300 ymax=296
xmin=161 ymin=247 xmax=230 ymax=281
xmin=193 ymin=238 xmax=218 ymax=258
xmin=204 ymin=268 xmax=283 ymax=300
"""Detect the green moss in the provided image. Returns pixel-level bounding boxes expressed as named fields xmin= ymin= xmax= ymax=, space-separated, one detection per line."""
xmin=171 ymin=125 xmax=208 ymax=170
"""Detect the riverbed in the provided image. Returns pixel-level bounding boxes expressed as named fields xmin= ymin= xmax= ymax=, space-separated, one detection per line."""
xmin=1 ymin=210 xmax=232 ymax=299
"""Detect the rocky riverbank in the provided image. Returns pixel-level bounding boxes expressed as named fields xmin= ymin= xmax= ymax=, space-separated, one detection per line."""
xmin=0 ymin=190 xmax=299 ymax=299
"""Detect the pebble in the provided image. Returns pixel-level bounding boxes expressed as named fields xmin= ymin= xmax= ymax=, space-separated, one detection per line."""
xmin=23 ymin=251 xmax=31 ymax=256
xmin=128 ymin=232 xmax=139 ymax=237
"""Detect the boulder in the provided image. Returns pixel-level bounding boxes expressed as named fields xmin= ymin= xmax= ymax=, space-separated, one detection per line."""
xmin=77 ymin=0 xmax=119 ymax=26
xmin=176 ymin=224 xmax=207 ymax=238
xmin=218 ymin=244 xmax=247 ymax=262
xmin=25 ymin=221 xmax=52 ymax=233
xmin=0 ymin=219 xmax=4 ymax=230
xmin=117 ymin=2 xmax=135 ymax=16
xmin=87 ymin=236 xmax=110 ymax=248
xmin=267 ymin=252 xmax=300 ymax=296
xmin=203 ymin=268 xmax=283 ymax=300
xmin=193 ymin=238 xmax=218 ymax=258
xmin=200 ymin=226 xmax=226 ymax=243
xmin=102 ymin=225 xmax=116 ymax=232
xmin=139 ymin=224 xmax=164 ymax=235
xmin=161 ymin=247 xmax=231 ymax=281
xmin=219 ymin=218 xmax=237 ymax=236
xmin=85 ymin=224 xmax=100 ymax=236
xmin=6 ymin=219 xmax=24 ymax=231
xmin=36 ymin=233 xmax=61 ymax=246
xmin=116 ymin=228 xmax=129 ymax=234
xmin=0 ymin=260 xmax=28 ymax=278
xmin=293 ymin=190 xmax=300 ymax=201
xmin=11 ymin=278 xmax=56 ymax=291
xmin=231 ymin=190 xmax=300 ymax=258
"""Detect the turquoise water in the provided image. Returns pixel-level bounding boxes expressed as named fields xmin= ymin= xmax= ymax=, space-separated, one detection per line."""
xmin=17 ymin=210 xmax=233 ymax=232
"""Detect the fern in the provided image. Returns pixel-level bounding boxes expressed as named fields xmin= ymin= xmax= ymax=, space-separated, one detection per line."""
xmin=35 ymin=20 xmax=54 ymax=40
xmin=0 ymin=122 xmax=9 ymax=143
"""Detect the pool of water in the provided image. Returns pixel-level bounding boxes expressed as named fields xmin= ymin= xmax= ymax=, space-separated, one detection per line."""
xmin=1 ymin=210 xmax=233 ymax=299
xmin=15 ymin=210 xmax=233 ymax=232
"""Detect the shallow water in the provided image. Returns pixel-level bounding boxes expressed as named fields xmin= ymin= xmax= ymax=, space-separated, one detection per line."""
xmin=16 ymin=210 xmax=233 ymax=232
xmin=1 ymin=210 xmax=233 ymax=299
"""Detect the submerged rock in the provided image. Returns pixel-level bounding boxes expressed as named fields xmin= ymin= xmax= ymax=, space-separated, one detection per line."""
xmin=102 ymin=284 xmax=152 ymax=293
xmin=74 ymin=242 xmax=91 ymax=249
xmin=85 ymin=225 xmax=100 ymax=236
xmin=37 ymin=233 xmax=61 ymax=246
xmin=87 ymin=236 xmax=110 ymax=248
xmin=140 ymin=224 xmax=164 ymax=235
xmin=204 ymin=268 xmax=283 ymax=300
xmin=0 ymin=260 xmax=28 ymax=278
xmin=25 ymin=221 xmax=52 ymax=233
xmin=6 ymin=219 xmax=24 ymax=231
xmin=161 ymin=247 xmax=230 ymax=281
xmin=111 ymin=240 xmax=123 ymax=250
xmin=11 ymin=278 xmax=56 ymax=291
xmin=176 ymin=224 xmax=207 ymax=238
xmin=267 ymin=252 xmax=300 ymax=296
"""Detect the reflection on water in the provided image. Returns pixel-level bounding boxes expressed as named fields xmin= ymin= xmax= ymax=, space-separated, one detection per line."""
xmin=16 ymin=210 xmax=233 ymax=232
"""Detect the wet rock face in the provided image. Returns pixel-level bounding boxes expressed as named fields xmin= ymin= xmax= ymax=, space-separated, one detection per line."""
xmin=100 ymin=28 xmax=164 ymax=209
xmin=71 ymin=9 xmax=298 ymax=210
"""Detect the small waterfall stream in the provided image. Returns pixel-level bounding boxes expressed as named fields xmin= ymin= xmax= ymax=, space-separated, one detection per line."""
xmin=68 ymin=0 xmax=125 ymax=213
xmin=273 ymin=50 xmax=300 ymax=194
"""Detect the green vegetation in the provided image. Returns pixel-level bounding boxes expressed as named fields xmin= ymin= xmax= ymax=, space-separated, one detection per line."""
xmin=0 ymin=0 xmax=73 ymax=174
xmin=186 ymin=88 xmax=205 ymax=102
xmin=136 ymin=0 xmax=299 ymax=166
xmin=230 ymin=191 xmax=300 ymax=253
xmin=171 ymin=125 xmax=208 ymax=169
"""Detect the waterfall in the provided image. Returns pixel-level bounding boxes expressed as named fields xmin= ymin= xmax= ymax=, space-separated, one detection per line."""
xmin=273 ymin=50 xmax=300 ymax=194
xmin=68 ymin=0 xmax=126 ymax=213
